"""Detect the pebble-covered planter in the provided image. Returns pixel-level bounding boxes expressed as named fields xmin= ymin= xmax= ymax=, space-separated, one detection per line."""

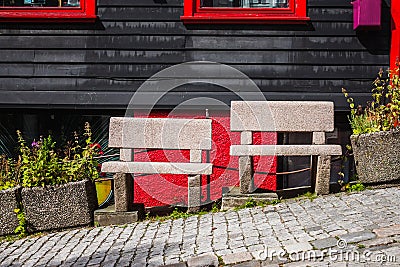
xmin=21 ymin=180 xmax=98 ymax=232
xmin=0 ymin=187 xmax=20 ymax=236
xmin=351 ymin=130 xmax=400 ymax=184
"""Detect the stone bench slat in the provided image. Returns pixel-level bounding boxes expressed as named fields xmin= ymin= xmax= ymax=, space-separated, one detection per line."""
xmin=102 ymin=161 xmax=213 ymax=175
xmin=231 ymin=101 xmax=334 ymax=132
xmin=108 ymin=117 xmax=212 ymax=150
xmin=230 ymin=145 xmax=342 ymax=156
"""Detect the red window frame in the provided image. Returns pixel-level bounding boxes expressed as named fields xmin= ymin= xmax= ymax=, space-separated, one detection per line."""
xmin=181 ymin=0 xmax=309 ymax=24
xmin=0 ymin=0 xmax=96 ymax=22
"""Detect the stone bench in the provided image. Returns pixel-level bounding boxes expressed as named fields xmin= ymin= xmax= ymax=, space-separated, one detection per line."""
xmin=101 ymin=117 xmax=212 ymax=213
xmin=230 ymin=101 xmax=342 ymax=195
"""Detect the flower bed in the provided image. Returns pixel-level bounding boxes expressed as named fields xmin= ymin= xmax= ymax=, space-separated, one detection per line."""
xmin=343 ymin=64 xmax=400 ymax=185
xmin=0 ymin=122 xmax=100 ymax=236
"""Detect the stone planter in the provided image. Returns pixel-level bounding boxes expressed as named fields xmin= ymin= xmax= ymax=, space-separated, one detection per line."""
xmin=0 ymin=187 xmax=20 ymax=236
xmin=350 ymin=130 xmax=400 ymax=184
xmin=21 ymin=180 xmax=98 ymax=232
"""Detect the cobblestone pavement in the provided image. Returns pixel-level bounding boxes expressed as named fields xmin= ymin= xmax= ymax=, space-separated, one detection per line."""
xmin=2 ymin=187 xmax=400 ymax=266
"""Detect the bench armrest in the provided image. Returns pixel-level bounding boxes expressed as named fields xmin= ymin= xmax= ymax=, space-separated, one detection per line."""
xmin=102 ymin=161 xmax=213 ymax=175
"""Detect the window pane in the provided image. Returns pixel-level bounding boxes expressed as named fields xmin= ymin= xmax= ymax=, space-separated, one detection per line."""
xmin=0 ymin=0 xmax=80 ymax=7
xmin=201 ymin=0 xmax=288 ymax=8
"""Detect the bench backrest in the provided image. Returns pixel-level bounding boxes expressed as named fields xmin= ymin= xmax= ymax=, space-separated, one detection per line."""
xmin=108 ymin=117 xmax=212 ymax=150
xmin=231 ymin=101 xmax=334 ymax=132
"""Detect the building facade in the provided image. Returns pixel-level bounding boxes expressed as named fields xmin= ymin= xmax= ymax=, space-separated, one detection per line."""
xmin=0 ymin=0 xmax=392 ymax=207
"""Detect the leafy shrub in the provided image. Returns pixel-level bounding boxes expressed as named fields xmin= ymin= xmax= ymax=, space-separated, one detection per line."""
xmin=14 ymin=207 xmax=27 ymax=238
xmin=343 ymin=64 xmax=400 ymax=135
xmin=347 ymin=183 xmax=366 ymax=192
xmin=18 ymin=133 xmax=63 ymax=187
xmin=62 ymin=122 xmax=100 ymax=184
xmin=0 ymin=155 xmax=21 ymax=190
xmin=0 ymin=122 xmax=99 ymax=189
xmin=169 ymin=208 xmax=191 ymax=220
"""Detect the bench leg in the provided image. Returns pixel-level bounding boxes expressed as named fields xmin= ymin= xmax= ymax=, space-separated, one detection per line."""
xmin=239 ymin=156 xmax=254 ymax=194
xmin=188 ymin=175 xmax=201 ymax=213
xmin=315 ymin=156 xmax=331 ymax=195
xmin=114 ymin=173 xmax=134 ymax=212
xmin=187 ymin=175 xmax=201 ymax=213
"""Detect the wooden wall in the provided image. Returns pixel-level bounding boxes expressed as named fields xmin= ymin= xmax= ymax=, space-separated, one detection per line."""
xmin=0 ymin=0 xmax=391 ymax=110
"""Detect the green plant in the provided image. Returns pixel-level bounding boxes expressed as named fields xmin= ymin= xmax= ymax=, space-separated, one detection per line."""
xmin=234 ymin=198 xmax=256 ymax=210
xmin=0 ymin=234 xmax=21 ymax=243
xmin=16 ymin=122 xmax=99 ymax=188
xmin=145 ymin=203 xmax=223 ymax=222
xmin=347 ymin=183 xmax=366 ymax=192
xmin=299 ymin=192 xmax=317 ymax=201
xmin=217 ymin=255 xmax=225 ymax=266
xmin=18 ymin=133 xmax=62 ymax=187
xmin=233 ymin=197 xmax=281 ymax=211
xmin=244 ymin=198 xmax=258 ymax=208
xmin=168 ymin=208 xmax=191 ymax=220
xmin=0 ymin=155 xmax=20 ymax=190
xmin=211 ymin=202 xmax=220 ymax=213
xmin=268 ymin=199 xmax=281 ymax=205
xmin=61 ymin=123 xmax=100 ymax=183
xmin=14 ymin=207 xmax=27 ymax=238
xmin=343 ymin=64 xmax=400 ymax=135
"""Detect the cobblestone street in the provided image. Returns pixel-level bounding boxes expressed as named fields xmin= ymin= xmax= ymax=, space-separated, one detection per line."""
xmin=2 ymin=187 xmax=400 ymax=266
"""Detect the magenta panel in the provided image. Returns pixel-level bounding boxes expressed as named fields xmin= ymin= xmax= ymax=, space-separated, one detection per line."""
xmin=352 ymin=0 xmax=381 ymax=30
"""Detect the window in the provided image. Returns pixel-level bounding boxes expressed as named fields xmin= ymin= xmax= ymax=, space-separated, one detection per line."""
xmin=181 ymin=0 xmax=309 ymax=24
xmin=0 ymin=0 xmax=96 ymax=22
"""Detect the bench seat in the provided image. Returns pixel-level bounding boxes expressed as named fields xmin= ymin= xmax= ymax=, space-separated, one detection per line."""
xmin=102 ymin=161 xmax=213 ymax=175
xmin=231 ymin=145 xmax=342 ymax=156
